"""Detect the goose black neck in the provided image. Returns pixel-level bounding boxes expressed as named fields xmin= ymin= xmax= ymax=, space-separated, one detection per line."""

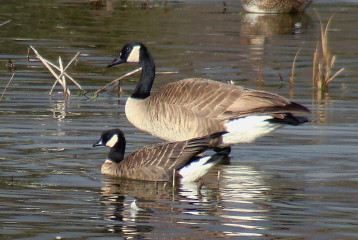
xmin=108 ymin=139 xmax=126 ymax=163
xmin=131 ymin=48 xmax=155 ymax=99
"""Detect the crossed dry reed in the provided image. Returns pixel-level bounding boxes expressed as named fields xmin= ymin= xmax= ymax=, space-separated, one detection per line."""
xmin=29 ymin=46 xmax=84 ymax=97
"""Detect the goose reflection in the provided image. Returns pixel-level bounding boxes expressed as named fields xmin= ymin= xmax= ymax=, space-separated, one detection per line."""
xmin=240 ymin=0 xmax=313 ymax=14
xmin=216 ymin=162 xmax=307 ymax=237
xmin=99 ymin=178 xmax=163 ymax=236
xmin=98 ymin=160 xmax=307 ymax=237
xmin=98 ymin=176 xmax=225 ymax=237
xmin=240 ymin=13 xmax=312 ymax=58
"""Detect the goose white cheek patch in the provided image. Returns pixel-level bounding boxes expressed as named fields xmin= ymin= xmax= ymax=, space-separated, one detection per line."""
xmin=106 ymin=134 xmax=118 ymax=148
xmin=127 ymin=45 xmax=140 ymax=63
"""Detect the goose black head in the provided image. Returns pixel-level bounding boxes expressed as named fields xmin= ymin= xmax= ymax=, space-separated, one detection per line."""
xmin=93 ymin=129 xmax=125 ymax=148
xmin=108 ymin=42 xmax=145 ymax=68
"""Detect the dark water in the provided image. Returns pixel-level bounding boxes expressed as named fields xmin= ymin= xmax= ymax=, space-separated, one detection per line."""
xmin=1 ymin=0 xmax=358 ymax=239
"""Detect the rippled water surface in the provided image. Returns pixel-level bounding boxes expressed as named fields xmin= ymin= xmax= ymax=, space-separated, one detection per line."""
xmin=1 ymin=0 xmax=358 ymax=239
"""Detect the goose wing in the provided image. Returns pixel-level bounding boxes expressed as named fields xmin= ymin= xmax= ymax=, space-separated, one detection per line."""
xmin=150 ymin=78 xmax=309 ymax=120
xmin=121 ymin=133 xmax=224 ymax=181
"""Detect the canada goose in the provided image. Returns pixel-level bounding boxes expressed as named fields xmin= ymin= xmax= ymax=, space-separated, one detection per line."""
xmin=241 ymin=0 xmax=313 ymax=14
xmin=93 ymin=129 xmax=228 ymax=182
xmin=108 ymin=42 xmax=309 ymax=148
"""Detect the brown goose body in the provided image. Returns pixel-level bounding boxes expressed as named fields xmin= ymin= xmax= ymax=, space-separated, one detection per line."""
xmin=125 ymin=78 xmax=309 ymax=145
xmin=94 ymin=129 xmax=226 ymax=182
xmin=109 ymin=42 xmax=309 ymax=147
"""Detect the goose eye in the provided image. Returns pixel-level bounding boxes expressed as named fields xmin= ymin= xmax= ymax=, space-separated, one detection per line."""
xmin=125 ymin=47 xmax=130 ymax=52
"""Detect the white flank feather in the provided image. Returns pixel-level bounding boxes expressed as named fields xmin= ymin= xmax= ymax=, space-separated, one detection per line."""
xmin=221 ymin=115 xmax=282 ymax=145
xmin=179 ymin=156 xmax=218 ymax=183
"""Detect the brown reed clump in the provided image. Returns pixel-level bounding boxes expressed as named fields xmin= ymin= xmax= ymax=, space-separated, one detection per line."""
xmin=312 ymin=13 xmax=344 ymax=95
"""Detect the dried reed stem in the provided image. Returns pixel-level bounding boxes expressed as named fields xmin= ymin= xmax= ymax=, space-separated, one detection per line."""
xmin=312 ymin=42 xmax=319 ymax=87
xmin=157 ymin=71 xmax=178 ymax=75
xmin=49 ymin=52 xmax=81 ymax=95
xmin=327 ymin=67 xmax=345 ymax=85
xmin=29 ymin=46 xmax=83 ymax=96
xmin=290 ymin=48 xmax=301 ymax=86
xmin=0 ymin=73 xmax=15 ymax=101
xmin=59 ymin=56 xmax=70 ymax=95
xmin=0 ymin=20 xmax=11 ymax=28
xmin=172 ymin=169 xmax=176 ymax=188
xmin=94 ymin=67 xmax=142 ymax=95
xmin=257 ymin=60 xmax=263 ymax=83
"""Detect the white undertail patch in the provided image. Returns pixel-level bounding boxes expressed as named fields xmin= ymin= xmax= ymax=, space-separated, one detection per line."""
xmin=106 ymin=134 xmax=118 ymax=148
xmin=127 ymin=45 xmax=140 ymax=63
xmin=221 ymin=115 xmax=282 ymax=145
xmin=179 ymin=156 xmax=218 ymax=183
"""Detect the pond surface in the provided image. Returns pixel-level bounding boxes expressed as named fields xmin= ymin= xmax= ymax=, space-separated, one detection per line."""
xmin=1 ymin=0 xmax=358 ymax=239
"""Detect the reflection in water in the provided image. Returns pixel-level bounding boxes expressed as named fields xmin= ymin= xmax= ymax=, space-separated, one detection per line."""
xmin=99 ymin=175 xmax=227 ymax=238
xmin=50 ymin=99 xmax=67 ymax=121
xmin=99 ymin=178 xmax=160 ymax=236
xmin=98 ymin=165 xmax=287 ymax=238
xmin=219 ymin=164 xmax=312 ymax=238
xmin=240 ymin=0 xmax=313 ymax=14
xmin=89 ymin=0 xmax=169 ymax=11
xmin=311 ymin=94 xmax=332 ymax=124
xmin=218 ymin=165 xmax=269 ymax=237
xmin=240 ymin=13 xmax=312 ymax=59
xmin=47 ymin=99 xmax=68 ymax=152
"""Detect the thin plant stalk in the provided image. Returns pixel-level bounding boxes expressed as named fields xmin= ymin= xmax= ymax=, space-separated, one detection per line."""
xmin=312 ymin=42 xmax=319 ymax=87
xmin=290 ymin=48 xmax=301 ymax=95
xmin=0 ymin=20 xmax=11 ymax=28
xmin=326 ymin=67 xmax=345 ymax=85
xmin=256 ymin=59 xmax=263 ymax=89
xmin=96 ymin=69 xmax=178 ymax=97
xmin=59 ymin=56 xmax=70 ymax=96
xmin=94 ymin=67 xmax=142 ymax=96
xmin=0 ymin=73 xmax=15 ymax=101
xmin=172 ymin=169 xmax=176 ymax=188
xmin=290 ymin=48 xmax=301 ymax=83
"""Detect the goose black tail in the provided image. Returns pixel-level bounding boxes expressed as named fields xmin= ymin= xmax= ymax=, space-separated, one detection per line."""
xmin=268 ymin=113 xmax=309 ymax=126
